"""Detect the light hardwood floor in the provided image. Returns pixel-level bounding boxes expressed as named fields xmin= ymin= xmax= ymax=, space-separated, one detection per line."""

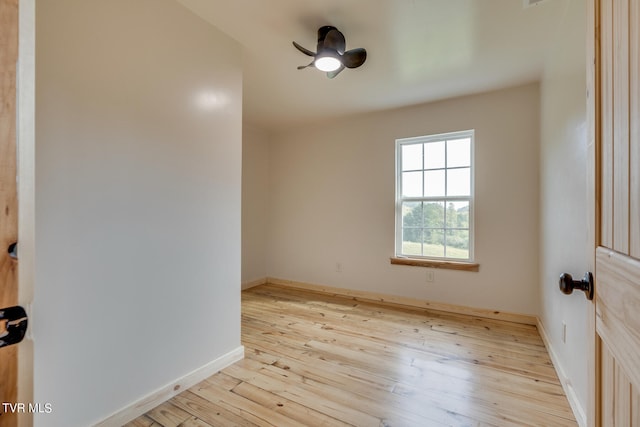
xmin=126 ymin=284 xmax=577 ymax=426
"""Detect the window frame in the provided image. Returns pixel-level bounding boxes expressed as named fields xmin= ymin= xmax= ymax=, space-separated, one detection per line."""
xmin=395 ymin=130 xmax=475 ymax=262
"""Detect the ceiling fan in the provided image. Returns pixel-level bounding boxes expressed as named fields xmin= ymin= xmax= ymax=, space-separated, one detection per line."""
xmin=293 ymin=26 xmax=367 ymax=79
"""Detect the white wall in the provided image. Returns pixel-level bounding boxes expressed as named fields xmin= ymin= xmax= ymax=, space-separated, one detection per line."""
xmin=267 ymin=83 xmax=540 ymax=315
xmin=35 ymin=1 xmax=242 ymax=425
xmin=242 ymin=123 xmax=270 ymax=287
xmin=539 ymin=0 xmax=588 ymax=424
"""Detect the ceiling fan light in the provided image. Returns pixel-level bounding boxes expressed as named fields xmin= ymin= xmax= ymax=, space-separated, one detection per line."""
xmin=315 ymin=55 xmax=341 ymax=72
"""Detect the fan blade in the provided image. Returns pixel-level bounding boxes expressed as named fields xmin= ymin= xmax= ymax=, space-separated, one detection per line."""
xmin=293 ymin=41 xmax=315 ymax=57
xmin=327 ymin=64 xmax=345 ymax=79
xmin=342 ymin=48 xmax=367 ymax=68
xmin=297 ymin=61 xmax=315 ymax=70
xmin=324 ymin=29 xmax=346 ymax=54
xmin=316 ymin=26 xmax=336 ymax=51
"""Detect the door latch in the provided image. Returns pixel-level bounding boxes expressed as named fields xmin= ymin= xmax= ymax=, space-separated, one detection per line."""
xmin=0 ymin=305 xmax=28 ymax=348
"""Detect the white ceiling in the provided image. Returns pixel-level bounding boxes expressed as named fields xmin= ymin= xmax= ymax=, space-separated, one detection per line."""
xmin=178 ymin=0 xmax=567 ymax=130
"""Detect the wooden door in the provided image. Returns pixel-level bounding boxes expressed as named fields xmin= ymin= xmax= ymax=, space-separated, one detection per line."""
xmin=588 ymin=0 xmax=640 ymax=425
xmin=0 ymin=0 xmax=19 ymax=426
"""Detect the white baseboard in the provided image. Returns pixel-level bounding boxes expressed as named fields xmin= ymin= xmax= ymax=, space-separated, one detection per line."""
xmin=536 ymin=319 xmax=586 ymax=427
xmin=95 ymin=346 xmax=244 ymax=426
xmin=242 ymin=277 xmax=267 ymax=290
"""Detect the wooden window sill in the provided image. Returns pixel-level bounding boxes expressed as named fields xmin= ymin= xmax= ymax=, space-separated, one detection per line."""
xmin=390 ymin=257 xmax=480 ymax=272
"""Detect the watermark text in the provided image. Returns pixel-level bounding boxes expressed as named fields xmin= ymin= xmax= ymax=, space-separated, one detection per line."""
xmin=2 ymin=402 xmax=53 ymax=414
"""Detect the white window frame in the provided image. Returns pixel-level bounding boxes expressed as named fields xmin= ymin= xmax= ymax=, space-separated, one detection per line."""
xmin=395 ymin=130 xmax=475 ymax=262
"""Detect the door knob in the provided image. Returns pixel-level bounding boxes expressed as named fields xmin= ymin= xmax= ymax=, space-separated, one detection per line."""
xmin=7 ymin=242 xmax=17 ymax=259
xmin=0 ymin=305 xmax=28 ymax=349
xmin=559 ymin=272 xmax=594 ymax=300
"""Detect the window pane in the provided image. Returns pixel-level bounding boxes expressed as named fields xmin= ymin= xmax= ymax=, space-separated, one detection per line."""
xmin=402 ymin=230 xmax=422 ymax=256
xmin=423 ymin=202 xmax=444 ymax=228
xmin=447 ymin=168 xmax=470 ymax=196
xmin=423 ymin=229 xmax=444 ymax=257
xmin=445 ymin=201 xmax=469 ymax=228
xmin=402 ymin=171 xmax=422 ymax=197
xmin=445 ymin=229 xmax=469 ymax=259
xmin=447 ymin=138 xmax=470 ymax=168
xmin=402 ymin=201 xmax=422 ymax=228
xmin=424 ymin=140 xmax=445 ymax=170
xmin=424 ymin=170 xmax=445 ymax=197
xmin=402 ymin=144 xmax=422 ymax=171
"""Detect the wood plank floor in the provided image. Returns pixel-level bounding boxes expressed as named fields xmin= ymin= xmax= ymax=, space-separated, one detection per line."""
xmin=126 ymin=284 xmax=577 ymax=426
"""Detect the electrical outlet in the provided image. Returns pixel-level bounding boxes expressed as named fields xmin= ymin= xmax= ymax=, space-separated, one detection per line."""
xmin=562 ymin=322 xmax=567 ymax=344
xmin=426 ymin=270 xmax=435 ymax=282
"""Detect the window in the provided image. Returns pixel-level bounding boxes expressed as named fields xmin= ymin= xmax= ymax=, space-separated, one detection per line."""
xmin=395 ymin=130 xmax=474 ymax=261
